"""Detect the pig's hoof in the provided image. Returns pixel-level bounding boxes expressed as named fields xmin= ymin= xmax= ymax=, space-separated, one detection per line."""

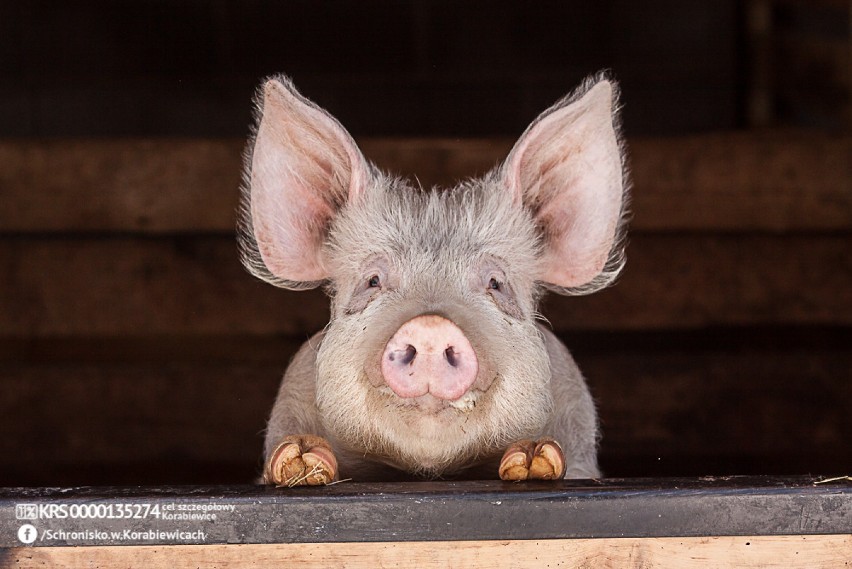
xmin=498 ymin=438 xmax=566 ymax=481
xmin=264 ymin=435 xmax=338 ymax=487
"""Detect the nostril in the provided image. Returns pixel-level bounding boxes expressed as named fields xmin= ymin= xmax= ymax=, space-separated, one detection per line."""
xmin=401 ymin=344 xmax=416 ymax=365
xmin=388 ymin=344 xmax=417 ymax=365
xmin=444 ymin=347 xmax=458 ymax=367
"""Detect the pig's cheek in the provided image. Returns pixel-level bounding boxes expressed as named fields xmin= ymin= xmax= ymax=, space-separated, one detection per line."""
xmin=469 ymin=351 xmax=496 ymax=393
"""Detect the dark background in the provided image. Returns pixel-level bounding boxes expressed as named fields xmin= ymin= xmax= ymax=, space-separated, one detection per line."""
xmin=1 ymin=0 xmax=747 ymax=137
xmin=0 ymin=0 xmax=849 ymax=486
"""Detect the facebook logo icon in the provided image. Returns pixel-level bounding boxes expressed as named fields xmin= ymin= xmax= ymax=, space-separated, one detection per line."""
xmin=18 ymin=524 xmax=38 ymax=544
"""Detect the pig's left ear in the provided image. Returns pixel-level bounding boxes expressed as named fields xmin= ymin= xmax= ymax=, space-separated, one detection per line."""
xmin=501 ymin=73 xmax=629 ymax=294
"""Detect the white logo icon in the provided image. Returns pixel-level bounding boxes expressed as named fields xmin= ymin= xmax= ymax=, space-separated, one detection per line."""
xmin=16 ymin=504 xmax=38 ymax=520
xmin=18 ymin=524 xmax=38 ymax=544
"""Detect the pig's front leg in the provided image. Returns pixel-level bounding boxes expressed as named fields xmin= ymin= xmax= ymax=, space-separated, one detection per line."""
xmin=263 ymin=435 xmax=338 ymax=487
xmin=492 ymin=327 xmax=602 ymax=482
xmin=263 ymin=334 xmax=339 ymax=486
xmin=498 ymin=438 xmax=566 ymax=481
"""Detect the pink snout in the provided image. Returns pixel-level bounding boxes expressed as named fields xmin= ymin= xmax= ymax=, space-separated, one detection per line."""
xmin=380 ymin=315 xmax=479 ymax=401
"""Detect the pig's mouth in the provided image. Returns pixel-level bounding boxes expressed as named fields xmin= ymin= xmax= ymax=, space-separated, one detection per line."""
xmin=375 ymin=385 xmax=482 ymax=415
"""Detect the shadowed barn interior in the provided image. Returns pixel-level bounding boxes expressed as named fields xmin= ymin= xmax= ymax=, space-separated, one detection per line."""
xmin=0 ymin=0 xmax=849 ymax=486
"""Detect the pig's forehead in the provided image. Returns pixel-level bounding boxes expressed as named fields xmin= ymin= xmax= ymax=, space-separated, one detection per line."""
xmin=329 ymin=181 xmax=541 ymax=270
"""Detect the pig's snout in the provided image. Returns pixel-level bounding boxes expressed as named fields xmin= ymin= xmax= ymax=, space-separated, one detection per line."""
xmin=380 ymin=315 xmax=479 ymax=401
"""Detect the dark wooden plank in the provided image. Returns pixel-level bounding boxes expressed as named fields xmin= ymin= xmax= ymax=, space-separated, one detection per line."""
xmin=0 ymin=235 xmax=849 ymax=336
xmin=360 ymin=137 xmax=511 ymax=191
xmin=0 ymin=236 xmax=329 ymax=337
xmin=0 ymin=132 xmax=849 ymax=233
xmin=0 ymin=478 xmax=850 ymax=548
xmin=589 ymin=347 xmax=852 ymax=469
xmin=0 ymin=331 xmax=847 ymax=485
xmin=0 ymin=362 xmax=281 ymax=469
xmin=0 ymin=334 xmax=302 ymax=364
xmin=545 ymin=234 xmax=852 ymax=330
xmin=0 ymin=139 xmax=244 ymax=233
xmin=628 ymin=131 xmax=851 ymax=232
xmin=3 ymin=327 xmax=848 ymax=363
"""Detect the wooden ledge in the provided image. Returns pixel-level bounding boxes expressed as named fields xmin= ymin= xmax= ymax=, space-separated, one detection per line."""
xmin=3 ymin=477 xmax=849 ymax=568
xmin=1 ymin=477 xmax=849 ymax=548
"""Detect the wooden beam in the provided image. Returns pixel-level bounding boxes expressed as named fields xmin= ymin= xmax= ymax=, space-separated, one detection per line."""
xmin=0 ymin=478 xmax=850 ymax=548
xmin=627 ymin=131 xmax=851 ymax=232
xmin=0 ymin=139 xmax=244 ymax=234
xmin=5 ymin=535 xmax=852 ymax=569
xmin=545 ymin=234 xmax=852 ymax=330
xmin=0 ymin=132 xmax=849 ymax=233
xmin=0 ymin=235 xmax=848 ymax=336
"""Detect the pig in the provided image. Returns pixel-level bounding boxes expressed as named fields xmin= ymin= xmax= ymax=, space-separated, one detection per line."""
xmin=239 ymin=72 xmax=629 ymax=486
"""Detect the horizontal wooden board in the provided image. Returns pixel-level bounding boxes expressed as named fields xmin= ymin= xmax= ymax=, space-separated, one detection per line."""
xmin=3 ymin=327 xmax=849 ymax=363
xmin=627 ymin=131 xmax=851 ymax=232
xmin=0 ymin=132 xmax=849 ymax=233
xmin=0 ymin=362 xmax=280 ymax=471
xmin=0 ymin=334 xmax=847 ymax=485
xmin=0 ymin=139 xmax=243 ymax=234
xmin=0 ymin=234 xmax=849 ymax=337
xmin=590 ymin=329 xmax=851 ymax=477
xmin=1 ymin=478 xmax=850 ymax=548
xmin=6 ymin=536 xmax=851 ymax=569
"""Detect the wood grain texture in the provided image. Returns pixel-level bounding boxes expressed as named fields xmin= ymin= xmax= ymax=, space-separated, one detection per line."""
xmin=2 ymin=477 xmax=849 ymax=545
xmin=1 ymin=132 xmax=849 ymax=233
xmin=0 ymin=235 xmax=848 ymax=336
xmin=627 ymin=131 xmax=851 ymax=232
xmin=587 ymin=347 xmax=852 ymax=462
xmin=4 ymin=535 xmax=851 ymax=569
xmin=0 ymin=139 xmax=244 ymax=233
xmin=0 ymin=361 xmax=280 ymax=468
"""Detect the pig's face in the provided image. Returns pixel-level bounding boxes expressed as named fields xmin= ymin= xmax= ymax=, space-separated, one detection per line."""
xmin=317 ymin=180 xmax=553 ymax=474
xmin=240 ymin=74 xmax=627 ymax=476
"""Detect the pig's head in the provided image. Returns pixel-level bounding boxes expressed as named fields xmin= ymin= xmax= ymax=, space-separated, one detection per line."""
xmin=240 ymin=74 xmax=628 ymax=477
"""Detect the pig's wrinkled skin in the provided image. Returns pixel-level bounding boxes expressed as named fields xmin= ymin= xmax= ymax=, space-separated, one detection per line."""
xmin=239 ymin=72 xmax=629 ymax=483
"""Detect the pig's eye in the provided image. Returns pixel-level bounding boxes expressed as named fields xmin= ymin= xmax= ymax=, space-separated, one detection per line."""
xmin=488 ymin=277 xmax=501 ymax=291
xmin=368 ymin=275 xmax=381 ymax=288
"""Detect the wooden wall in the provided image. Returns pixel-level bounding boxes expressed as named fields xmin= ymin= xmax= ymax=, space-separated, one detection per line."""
xmin=0 ymin=1 xmax=849 ymax=486
xmin=1 ymin=132 xmax=849 ymax=486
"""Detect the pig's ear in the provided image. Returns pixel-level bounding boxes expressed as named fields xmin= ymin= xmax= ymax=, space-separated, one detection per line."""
xmin=502 ymin=73 xmax=629 ymax=295
xmin=240 ymin=75 xmax=370 ymax=289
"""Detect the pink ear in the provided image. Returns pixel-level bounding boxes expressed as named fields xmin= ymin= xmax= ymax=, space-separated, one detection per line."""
xmin=246 ymin=77 xmax=368 ymax=287
xmin=503 ymin=77 xmax=627 ymax=292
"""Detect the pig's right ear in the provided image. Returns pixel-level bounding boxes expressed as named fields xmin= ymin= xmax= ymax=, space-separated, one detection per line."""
xmin=239 ymin=76 xmax=370 ymax=289
xmin=501 ymin=73 xmax=629 ymax=295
